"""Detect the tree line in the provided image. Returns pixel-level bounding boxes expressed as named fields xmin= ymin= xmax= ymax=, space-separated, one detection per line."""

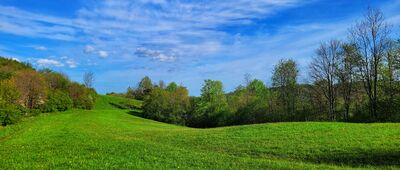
xmin=114 ymin=8 xmax=400 ymax=127
xmin=0 ymin=58 xmax=97 ymax=126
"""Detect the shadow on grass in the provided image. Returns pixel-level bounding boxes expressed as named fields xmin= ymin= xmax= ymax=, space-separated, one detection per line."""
xmin=310 ymin=149 xmax=400 ymax=167
xmin=127 ymin=110 xmax=143 ymax=117
xmin=109 ymin=102 xmax=141 ymax=110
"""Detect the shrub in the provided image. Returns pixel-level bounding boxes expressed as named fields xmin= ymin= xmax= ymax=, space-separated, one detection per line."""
xmin=42 ymin=90 xmax=73 ymax=112
xmin=0 ymin=80 xmax=22 ymax=126
xmin=0 ymin=102 xmax=22 ymax=126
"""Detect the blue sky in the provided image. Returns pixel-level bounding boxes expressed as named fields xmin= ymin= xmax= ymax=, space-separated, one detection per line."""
xmin=1 ymin=0 xmax=399 ymax=95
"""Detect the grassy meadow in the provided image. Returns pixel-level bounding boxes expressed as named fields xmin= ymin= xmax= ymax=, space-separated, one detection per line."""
xmin=0 ymin=95 xmax=399 ymax=169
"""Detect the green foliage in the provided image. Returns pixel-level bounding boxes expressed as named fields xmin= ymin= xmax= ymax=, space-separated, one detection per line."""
xmin=42 ymin=90 xmax=73 ymax=113
xmin=0 ymin=57 xmax=33 ymax=80
xmin=166 ymin=82 xmax=178 ymax=92
xmin=0 ymin=79 xmax=20 ymax=104
xmin=142 ymin=86 xmax=190 ymax=125
xmin=135 ymin=76 xmax=153 ymax=100
xmin=126 ymin=87 xmax=136 ymax=98
xmin=190 ymin=80 xmax=230 ymax=127
xmin=0 ymin=79 xmax=21 ymax=125
xmin=272 ymin=59 xmax=298 ymax=115
xmin=40 ymin=69 xmax=70 ymax=91
xmin=0 ymin=102 xmax=22 ymax=126
xmin=230 ymin=79 xmax=269 ymax=124
xmin=0 ymin=57 xmax=97 ymax=126
xmin=142 ymin=87 xmax=170 ymax=121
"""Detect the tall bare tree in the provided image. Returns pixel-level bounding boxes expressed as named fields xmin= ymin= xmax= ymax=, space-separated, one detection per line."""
xmin=310 ymin=40 xmax=342 ymax=120
xmin=349 ymin=8 xmax=391 ymax=118
xmin=83 ymin=71 xmax=95 ymax=88
xmin=243 ymin=73 xmax=253 ymax=104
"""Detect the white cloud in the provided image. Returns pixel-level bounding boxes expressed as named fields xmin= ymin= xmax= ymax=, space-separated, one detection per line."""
xmin=83 ymin=45 xmax=108 ymax=58
xmin=135 ymin=47 xmax=176 ymax=62
xmin=34 ymin=46 xmax=47 ymax=51
xmin=66 ymin=59 xmax=78 ymax=68
xmin=36 ymin=58 xmax=64 ymax=67
xmin=84 ymin=45 xmax=96 ymax=53
xmin=98 ymin=50 xmax=108 ymax=58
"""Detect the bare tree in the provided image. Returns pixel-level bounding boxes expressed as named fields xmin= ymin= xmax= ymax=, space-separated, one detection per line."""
xmin=244 ymin=73 xmax=252 ymax=86
xmin=349 ymin=8 xmax=391 ymax=118
xmin=310 ymin=40 xmax=342 ymax=120
xmin=158 ymin=80 xmax=166 ymax=89
xmin=83 ymin=71 xmax=95 ymax=88
xmin=243 ymin=73 xmax=252 ymax=104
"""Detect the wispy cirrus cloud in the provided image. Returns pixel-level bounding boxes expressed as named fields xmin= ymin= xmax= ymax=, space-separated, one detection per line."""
xmin=0 ymin=0 xmax=307 ymax=63
xmin=73 ymin=0 xmax=307 ymax=61
xmin=0 ymin=6 xmax=77 ymax=41
xmin=2 ymin=0 xmax=399 ymax=95
xmin=34 ymin=46 xmax=48 ymax=51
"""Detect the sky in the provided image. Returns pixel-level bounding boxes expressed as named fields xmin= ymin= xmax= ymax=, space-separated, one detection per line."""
xmin=0 ymin=0 xmax=400 ymax=96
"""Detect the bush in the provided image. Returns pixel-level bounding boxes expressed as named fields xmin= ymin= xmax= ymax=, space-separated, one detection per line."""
xmin=0 ymin=103 xmax=22 ymax=126
xmin=41 ymin=90 xmax=73 ymax=112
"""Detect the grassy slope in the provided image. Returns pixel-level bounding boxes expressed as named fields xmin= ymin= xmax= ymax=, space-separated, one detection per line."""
xmin=0 ymin=96 xmax=399 ymax=169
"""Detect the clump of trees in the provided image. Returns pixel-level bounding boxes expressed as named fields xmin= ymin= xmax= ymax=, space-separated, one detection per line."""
xmin=140 ymin=82 xmax=191 ymax=125
xmin=120 ymin=8 xmax=400 ymax=128
xmin=0 ymin=58 xmax=97 ymax=126
xmin=189 ymin=80 xmax=230 ymax=127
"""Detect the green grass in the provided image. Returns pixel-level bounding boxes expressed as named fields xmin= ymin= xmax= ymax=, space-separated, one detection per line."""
xmin=0 ymin=95 xmax=399 ymax=169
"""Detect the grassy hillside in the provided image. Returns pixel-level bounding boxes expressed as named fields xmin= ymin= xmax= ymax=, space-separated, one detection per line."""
xmin=0 ymin=95 xmax=399 ymax=169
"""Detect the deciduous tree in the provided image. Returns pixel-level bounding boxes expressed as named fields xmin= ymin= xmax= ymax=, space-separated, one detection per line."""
xmin=349 ymin=8 xmax=391 ymax=118
xmin=310 ymin=40 xmax=341 ymax=120
xmin=13 ymin=70 xmax=48 ymax=109
xmin=272 ymin=59 xmax=298 ymax=116
xmin=83 ymin=71 xmax=95 ymax=88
